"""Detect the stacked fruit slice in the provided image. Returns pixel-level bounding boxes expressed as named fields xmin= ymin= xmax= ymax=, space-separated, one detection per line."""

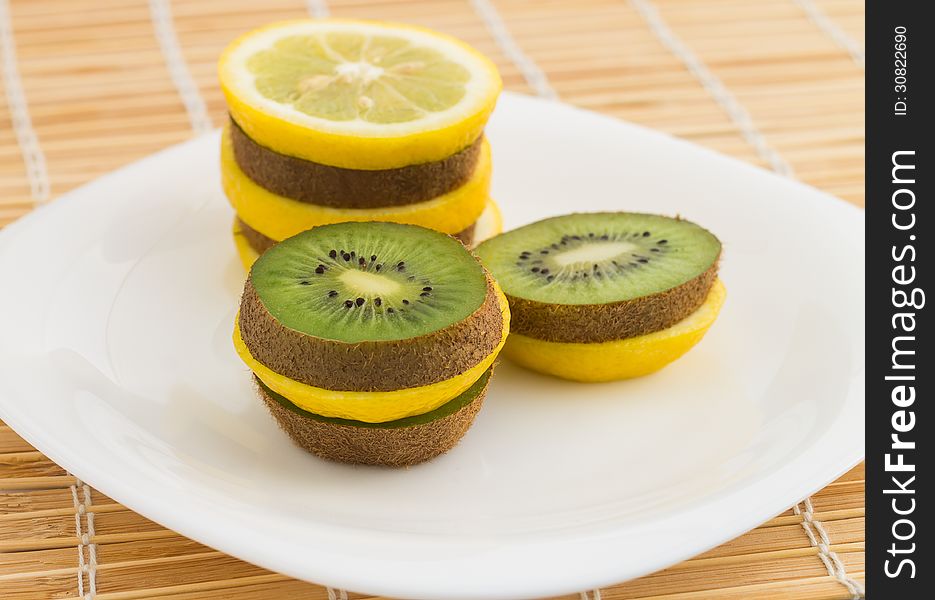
xmin=475 ymin=213 xmax=725 ymax=382
xmin=219 ymin=19 xmax=504 ymax=269
xmin=233 ymin=222 xmax=510 ymax=466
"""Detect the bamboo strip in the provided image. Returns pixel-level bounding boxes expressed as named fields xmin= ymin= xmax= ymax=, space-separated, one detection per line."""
xmin=0 ymin=502 xmax=124 ymax=522
xmin=0 ymin=529 xmax=180 ymax=553
xmin=59 ymin=573 xmax=292 ymax=600
xmin=0 ymin=451 xmax=44 ymax=464
xmin=0 ymin=475 xmax=76 ymax=491
xmin=761 ymin=507 xmax=865 ymax=528
xmin=601 ymin=573 xmax=866 ymax=600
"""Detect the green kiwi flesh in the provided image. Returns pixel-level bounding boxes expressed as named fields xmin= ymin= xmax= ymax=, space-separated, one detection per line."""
xmin=230 ymin=117 xmax=483 ymax=208
xmin=257 ymin=368 xmax=491 ymax=467
xmin=475 ymin=212 xmax=720 ymax=343
xmin=240 ymin=222 xmax=503 ymax=391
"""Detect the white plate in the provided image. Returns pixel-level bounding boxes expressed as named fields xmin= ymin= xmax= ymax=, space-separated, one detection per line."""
xmin=0 ymin=93 xmax=864 ymax=599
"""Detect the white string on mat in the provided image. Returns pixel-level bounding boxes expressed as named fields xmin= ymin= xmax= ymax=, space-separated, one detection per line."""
xmin=306 ymin=0 xmax=330 ymax=19
xmin=629 ymin=0 xmax=794 ymax=178
xmin=469 ymin=0 xmax=557 ymax=99
xmin=71 ymin=478 xmax=98 ymax=600
xmin=794 ymin=498 xmax=865 ymax=599
xmin=0 ymin=0 xmax=51 ymax=204
xmin=793 ymin=0 xmax=864 ymax=68
xmin=148 ymin=0 xmax=213 ymax=135
xmin=580 ymin=589 xmax=603 ymax=600
xmin=327 ymin=587 xmax=348 ymax=600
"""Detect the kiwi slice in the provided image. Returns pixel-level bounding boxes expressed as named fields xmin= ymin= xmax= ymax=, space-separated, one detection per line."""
xmin=257 ymin=369 xmax=491 ymax=467
xmin=240 ymin=222 xmax=504 ymax=391
xmin=230 ymin=117 xmax=483 ymax=208
xmin=475 ymin=212 xmax=721 ymax=343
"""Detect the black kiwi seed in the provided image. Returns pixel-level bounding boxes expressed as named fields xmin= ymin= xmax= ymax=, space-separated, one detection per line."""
xmin=329 ymin=250 xmax=337 ymax=258
xmin=387 ymin=308 xmax=395 ymax=314
xmin=643 ymin=231 xmax=651 ymax=237
xmin=342 ymin=252 xmax=351 ymax=261
xmin=651 ymin=248 xmax=660 ymax=252
xmin=376 ymin=264 xmax=383 ymax=271
xmin=315 ymin=265 xmax=325 ymax=274
xmin=658 ymin=239 xmax=668 ymax=244
xmin=541 ymin=269 xmax=550 ymax=275
xmin=423 ymin=286 xmax=433 ymax=291
xmin=638 ymin=258 xmax=649 ymax=263
xmin=356 ymin=298 xmax=365 ymax=306
xmin=374 ymin=297 xmax=382 ymax=306
xmin=370 ymin=255 xmax=377 ymax=261
xmin=420 ymin=291 xmax=430 ymax=297
xmin=328 ymin=290 xmax=338 ymax=297
xmin=299 ymin=280 xmax=310 ymax=285
xmin=344 ymin=300 xmax=353 ymax=308
xmin=402 ymin=299 xmax=410 ymax=305
xmin=531 ymin=267 xmax=540 ymax=273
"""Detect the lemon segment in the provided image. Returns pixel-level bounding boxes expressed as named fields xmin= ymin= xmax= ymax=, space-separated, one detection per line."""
xmin=232 ymin=281 xmax=511 ymax=422
xmin=504 ymin=279 xmax=726 ymax=382
xmin=472 ymin=198 xmax=503 ymax=247
xmin=232 ymin=219 xmax=260 ymax=272
xmin=221 ymin=125 xmax=490 ymax=241
xmin=219 ymin=19 xmax=502 ymax=169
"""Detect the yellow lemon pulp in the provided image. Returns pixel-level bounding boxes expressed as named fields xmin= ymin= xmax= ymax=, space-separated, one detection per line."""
xmin=231 ymin=199 xmax=500 ymax=272
xmin=232 ymin=219 xmax=260 ymax=271
xmin=232 ymin=281 xmax=511 ymax=423
xmin=504 ymin=279 xmax=726 ymax=382
xmin=218 ymin=19 xmax=502 ymax=169
xmin=221 ymin=125 xmax=490 ymax=241
xmin=471 ymin=197 xmax=503 ymax=247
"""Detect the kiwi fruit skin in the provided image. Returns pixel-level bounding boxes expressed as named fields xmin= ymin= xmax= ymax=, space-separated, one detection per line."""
xmin=504 ymin=279 xmax=727 ymax=381
xmin=257 ymin=370 xmax=490 ymax=467
xmin=235 ymin=217 xmax=476 ymax=255
xmin=239 ymin=273 xmax=504 ymax=392
xmin=230 ymin=117 xmax=483 ymax=208
xmin=507 ymin=262 xmax=718 ymax=343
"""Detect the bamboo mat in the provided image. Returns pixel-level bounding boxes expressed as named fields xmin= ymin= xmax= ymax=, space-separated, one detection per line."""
xmin=0 ymin=0 xmax=864 ymax=598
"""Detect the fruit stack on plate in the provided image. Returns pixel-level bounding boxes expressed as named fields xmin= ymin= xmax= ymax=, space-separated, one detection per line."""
xmin=475 ymin=213 xmax=725 ymax=382
xmin=218 ymin=19 xmax=504 ymax=270
xmin=233 ymin=222 xmax=510 ymax=467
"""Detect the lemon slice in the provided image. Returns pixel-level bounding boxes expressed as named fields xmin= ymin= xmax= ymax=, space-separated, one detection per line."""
xmin=219 ymin=19 xmax=502 ymax=170
xmin=471 ymin=198 xmax=503 ymax=247
xmin=503 ymin=280 xmax=726 ymax=382
xmin=221 ymin=124 xmax=490 ymax=240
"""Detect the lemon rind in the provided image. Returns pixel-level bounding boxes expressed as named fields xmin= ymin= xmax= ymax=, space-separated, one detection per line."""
xmin=219 ymin=19 xmax=502 ymax=169
xmin=222 ymin=126 xmax=491 ymax=241
xmin=504 ymin=279 xmax=726 ymax=382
